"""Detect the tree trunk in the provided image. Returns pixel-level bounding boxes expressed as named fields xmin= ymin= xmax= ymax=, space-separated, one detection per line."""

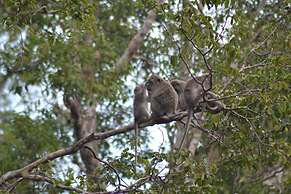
xmin=64 ymin=95 xmax=103 ymax=190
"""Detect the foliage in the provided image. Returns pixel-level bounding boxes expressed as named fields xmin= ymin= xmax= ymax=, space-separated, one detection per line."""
xmin=0 ymin=0 xmax=290 ymax=193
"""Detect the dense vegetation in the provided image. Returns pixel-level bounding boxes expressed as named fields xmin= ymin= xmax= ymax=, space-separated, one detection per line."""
xmin=0 ymin=0 xmax=290 ymax=193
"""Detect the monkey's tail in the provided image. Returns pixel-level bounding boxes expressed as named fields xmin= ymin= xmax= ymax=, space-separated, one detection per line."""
xmin=178 ymin=108 xmax=193 ymax=151
xmin=206 ymin=103 xmax=224 ymax=114
xmin=134 ymin=123 xmax=138 ymax=174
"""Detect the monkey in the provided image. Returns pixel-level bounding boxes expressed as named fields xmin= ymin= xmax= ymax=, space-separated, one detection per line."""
xmin=170 ymin=79 xmax=187 ymax=111
xmin=170 ymin=77 xmax=224 ymax=150
xmin=171 ymin=78 xmax=224 ymax=113
xmin=133 ymin=84 xmax=150 ymax=172
xmin=171 ymin=78 xmax=225 ymax=114
xmin=179 ymin=75 xmax=211 ymax=150
xmin=145 ymin=74 xmax=178 ymax=119
xmin=171 ymin=78 xmax=194 ymax=150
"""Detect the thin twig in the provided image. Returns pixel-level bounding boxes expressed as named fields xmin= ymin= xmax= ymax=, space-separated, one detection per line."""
xmin=22 ymin=174 xmax=95 ymax=194
xmin=230 ymin=110 xmax=262 ymax=154
xmin=192 ymin=114 xmax=223 ymax=143
xmin=6 ymin=178 xmax=24 ymax=193
xmin=83 ymin=146 xmax=127 ymax=189
xmin=212 ymin=89 xmax=261 ymax=102
xmin=247 ymin=166 xmax=284 ymax=184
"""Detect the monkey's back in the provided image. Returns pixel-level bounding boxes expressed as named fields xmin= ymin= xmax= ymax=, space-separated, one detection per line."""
xmin=184 ymin=76 xmax=210 ymax=109
xmin=134 ymin=94 xmax=150 ymax=123
xmin=184 ymin=79 xmax=203 ymax=108
xmin=150 ymin=80 xmax=178 ymax=117
xmin=171 ymin=79 xmax=187 ymax=111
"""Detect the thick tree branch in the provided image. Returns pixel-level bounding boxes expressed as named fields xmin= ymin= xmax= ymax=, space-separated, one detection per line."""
xmin=115 ymin=0 xmax=165 ymax=70
xmin=1 ymin=86 xmax=256 ymax=187
xmin=0 ymin=111 xmax=188 ymax=186
xmin=0 ymin=107 xmax=222 ymax=187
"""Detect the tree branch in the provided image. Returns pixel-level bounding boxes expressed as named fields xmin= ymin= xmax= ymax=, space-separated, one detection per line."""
xmin=1 ymin=85 xmax=256 ymax=186
xmin=83 ymin=146 xmax=128 ymax=189
xmin=22 ymin=174 xmax=95 ymax=194
xmin=115 ymin=0 xmax=165 ymax=70
xmin=0 ymin=111 xmax=188 ymax=186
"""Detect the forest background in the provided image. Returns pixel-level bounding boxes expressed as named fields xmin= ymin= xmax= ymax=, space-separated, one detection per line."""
xmin=0 ymin=0 xmax=290 ymax=193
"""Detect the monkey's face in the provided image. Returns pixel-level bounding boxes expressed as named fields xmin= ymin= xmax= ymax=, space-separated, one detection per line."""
xmin=145 ymin=74 xmax=162 ymax=93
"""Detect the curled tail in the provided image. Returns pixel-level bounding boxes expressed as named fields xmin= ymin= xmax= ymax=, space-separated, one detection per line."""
xmin=178 ymin=108 xmax=193 ymax=151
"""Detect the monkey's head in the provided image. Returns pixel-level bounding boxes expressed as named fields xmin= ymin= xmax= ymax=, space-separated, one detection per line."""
xmin=145 ymin=74 xmax=163 ymax=93
xmin=170 ymin=79 xmax=186 ymax=94
xmin=134 ymin=84 xmax=146 ymax=96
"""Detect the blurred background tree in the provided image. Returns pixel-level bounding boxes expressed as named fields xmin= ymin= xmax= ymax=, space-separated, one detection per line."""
xmin=0 ymin=0 xmax=290 ymax=193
